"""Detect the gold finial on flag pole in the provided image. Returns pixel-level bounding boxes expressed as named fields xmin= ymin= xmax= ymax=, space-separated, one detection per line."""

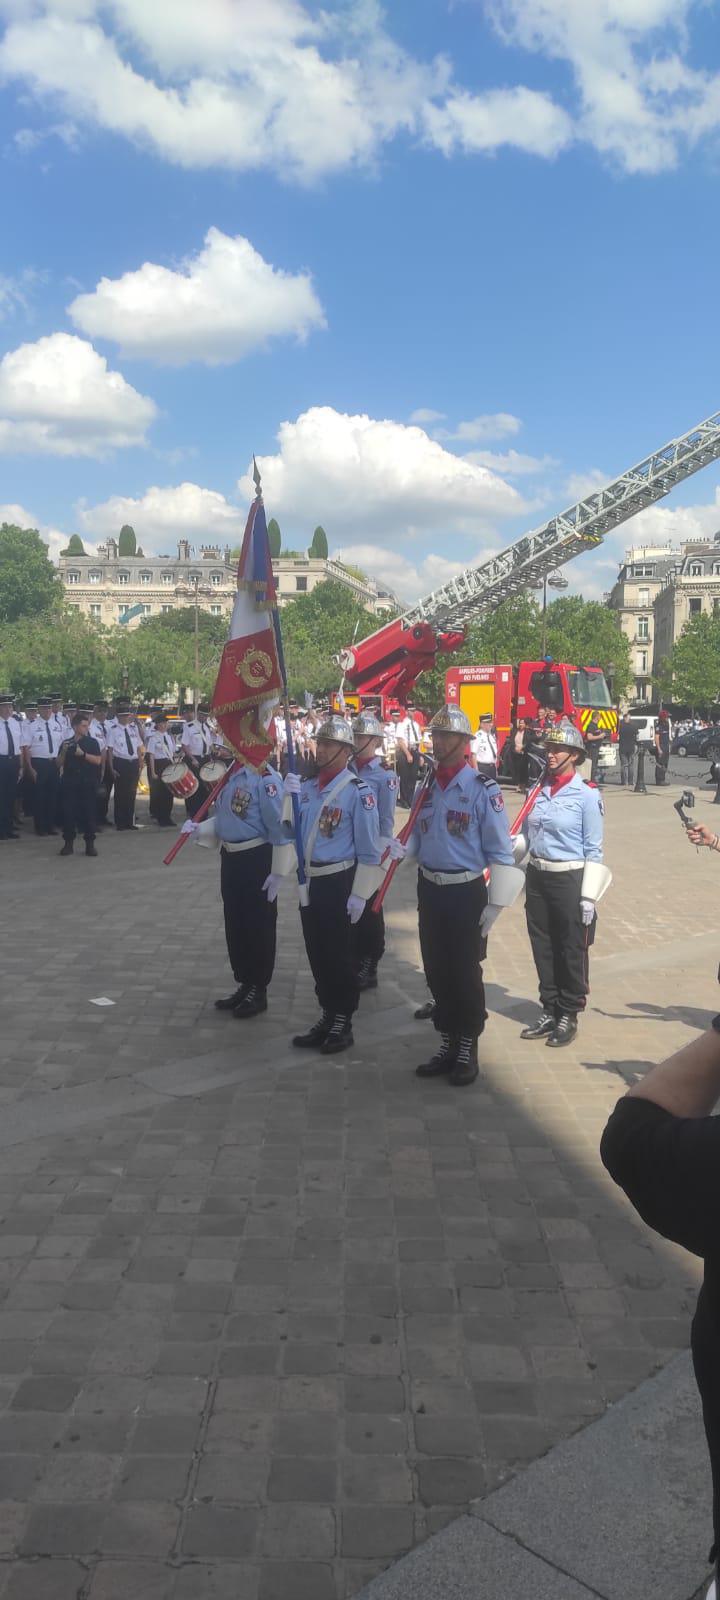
xmin=252 ymin=456 xmax=262 ymax=500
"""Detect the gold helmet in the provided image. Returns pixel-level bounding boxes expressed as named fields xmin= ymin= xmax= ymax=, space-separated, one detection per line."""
xmin=315 ymin=714 xmax=355 ymax=747
xmin=429 ymin=704 xmax=472 ymax=737
xmin=542 ymin=723 xmax=586 ymax=762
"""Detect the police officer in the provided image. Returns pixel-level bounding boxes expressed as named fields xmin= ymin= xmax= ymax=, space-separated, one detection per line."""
xmin=0 ymin=693 xmax=22 ymax=840
xmin=89 ymin=701 xmax=112 ymax=825
xmin=58 ymin=712 xmax=102 ymax=857
xmin=24 ymin=696 xmax=63 ymax=835
xmin=145 ymin=713 xmax=177 ymax=828
xmin=472 ymin=714 xmax=498 ymax=780
xmin=181 ymin=704 xmax=214 ymax=818
xmin=18 ymin=703 xmax=38 ymax=818
xmin=281 ymin=714 xmax=382 ymax=1054
xmin=521 ymin=724 xmax=608 ymax=1048
xmin=107 ymin=700 xmax=144 ymax=830
xmin=350 ymin=710 xmax=398 ymax=991
xmin=392 ymin=705 xmax=522 ymax=1086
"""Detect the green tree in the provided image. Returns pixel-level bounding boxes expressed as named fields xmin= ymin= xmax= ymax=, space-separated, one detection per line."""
xmin=267 ymin=518 xmax=282 ymax=559
xmin=309 ymin=524 xmax=328 ymax=559
xmin=118 ymin=524 xmax=137 ymax=557
xmin=280 ymin=580 xmax=376 ymax=700
xmin=0 ymin=523 xmax=63 ymax=624
xmin=655 ymin=612 xmax=720 ymax=707
xmin=544 ymin=596 xmax=632 ymax=695
xmin=0 ymin=609 xmax=110 ymax=700
xmin=60 ymin=533 xmax=86 ymax=556
xmin=418 ymin=594 xmax=543 ymax=709
xmin=111 ymin=607 xmax=226 ymax=702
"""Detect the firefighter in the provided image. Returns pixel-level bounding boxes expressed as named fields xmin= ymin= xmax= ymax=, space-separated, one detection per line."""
xmin=280 ymin=714 xmax=383 ymax=1054
xmin=350 ymin=710 xmax=398 ymax=991
xmin=521 ymin=724 xmax=609 ymax=1048
xmin=391 ymin=705 xmax=523 ymax=1086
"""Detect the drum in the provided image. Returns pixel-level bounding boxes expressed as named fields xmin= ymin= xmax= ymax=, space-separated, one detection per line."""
xmin=161 ymin=759 xmax=198 ymax=799
xmin=199 ymin=758 xmax=228 ymax=785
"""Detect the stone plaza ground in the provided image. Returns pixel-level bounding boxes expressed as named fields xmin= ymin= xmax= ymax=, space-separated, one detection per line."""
xmin=0 ymin=769 xmax=718 ymax=1599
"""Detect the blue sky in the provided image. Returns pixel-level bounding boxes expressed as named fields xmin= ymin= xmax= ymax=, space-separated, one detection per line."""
xmin=1 ymin=0 xmax=720 ymax=603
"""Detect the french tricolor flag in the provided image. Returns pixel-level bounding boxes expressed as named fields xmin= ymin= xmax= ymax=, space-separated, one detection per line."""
xmin=211 ymin=493 xmax=282 ymax=768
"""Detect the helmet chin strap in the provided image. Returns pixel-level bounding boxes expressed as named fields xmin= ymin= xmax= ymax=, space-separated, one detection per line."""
xmin=354 ymin=737 xmax=376 ymax=759
xmin=316 ymin=742 xmax=348 ymax=770
xmin=434 ymin=733 xmax=467 ymax=765
xmin=549 ymin=750 xmax=576 ymax=774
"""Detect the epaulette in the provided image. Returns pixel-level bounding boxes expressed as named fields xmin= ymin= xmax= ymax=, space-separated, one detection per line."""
xmin=475 ymin=771 xmax=497 ymax=786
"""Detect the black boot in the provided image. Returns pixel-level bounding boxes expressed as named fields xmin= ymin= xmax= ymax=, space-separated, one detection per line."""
xmin=449 ymin=1036 xmax=479 ymax=1087
xmin=357 ymin=959 xmax=378 ymax=992
xmin=520 ymin=1008 xmax=557 ymax=1040
xmin=547 ymin=1013 xmax=578 ymax=1048
xmin=414 ymin=1000 xmax=435 ymax=1021
xmin=84 ymin=838 xmax=98 ymax=857
xmin=59 ymin=840 xmax=73 ymax=856
xmin=415 ymin=1032 xmax=457 ymax=1077
xmin=320 ymin=1015 xmax=354 ymax=1055
xmin=233 ymin=986 xmax=267 ymax=1019
xmin=293 ymin=1013 xmax=332 ymax=1049
xmin=215 ymin=986 xmax=246 ymax=1011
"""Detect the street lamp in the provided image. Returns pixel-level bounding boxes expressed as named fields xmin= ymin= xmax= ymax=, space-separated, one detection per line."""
xmin=537 ymin=571 xmax=568 ymax=656
xmin=176 ymin=575 xmax=212 ymax=714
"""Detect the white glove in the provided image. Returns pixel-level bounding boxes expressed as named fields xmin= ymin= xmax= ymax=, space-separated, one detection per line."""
xmin=580 ymin=898 xmax=595 ymax=925
xmin=283 ymin=771 xmax=302 ymax=795
xmin=180 ymin=819 xmax=198 ymax=836
xmin=479 ymin=903 xmax=503 ymax=937
xmin=346 ymin=894 xmax=366 ymax=923
xmin=262 ymin=873 xmax=281 ymax=903
xmin=385 ymin=836 xmax=407 ymax=861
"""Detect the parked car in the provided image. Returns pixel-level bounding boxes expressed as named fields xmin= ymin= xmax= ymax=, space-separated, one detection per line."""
xmin=700 ymin=729 xmax=720 ymax=760
xmin=671 ymin=728 xmax=720 ymax=757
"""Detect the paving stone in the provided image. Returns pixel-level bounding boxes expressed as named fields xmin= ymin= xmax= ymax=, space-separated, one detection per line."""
xmin=99 ymin=1502 xmax=180 ymax=1556
xmin=4 ymin=1561 xmax=89 ymax=1599
xmin=194 ymin=1452 xmax=270 ymax=1503
xmin=10 ymin=1378 xmax=80 ymax=1412
xmin=35 ymin=1452 xmax=120 ymax=1501
xmin=19 ymin=1502 xmax=108 ymax=1555
xmin=341 ymin=1454 xmax=413 ymax=1503
xmin=129 ymin=1416 xmax=201 ymax=1455
xmin=173 ymin=1564 xmax=259 ymax=1599
xmin=182 ymin=1505 xmax=258 ymax=1557
xmin=88 ymin=1562 xmax=176 ymax=1599
xmin=116 ymin=1456 xmax=190 ymax=1501
xmin=257 ymin=1562 xmax=335 ymax=1600
xmin=341 ymin=1506 xmax=414 ymax=1559
xmin=267 ymin=1458 xmax=336 ymax=1502
xmin=260 ymin=1503 xmax=335 ymax=1559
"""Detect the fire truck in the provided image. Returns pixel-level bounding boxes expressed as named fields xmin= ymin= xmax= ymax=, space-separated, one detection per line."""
xmin=445 ymin=660 xmax=618 ymax=756
xmin=330 ymin=411 xmax=720 ymax=728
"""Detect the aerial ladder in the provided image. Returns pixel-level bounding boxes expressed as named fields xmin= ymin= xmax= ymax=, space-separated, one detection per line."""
xmin=337 ymin=410 xmax=720 ymax=707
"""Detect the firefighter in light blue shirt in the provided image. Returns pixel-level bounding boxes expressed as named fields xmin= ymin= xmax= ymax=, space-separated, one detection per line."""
xmin=520 ymin=723 xmax=610 ymax=1049
xmin=350 ymin=710 xmax=399 ymax=992
xmin=281 ymin=714 xmax=383 ymax=1055
xmin=392 ymin=705 xmax=523 ymax=1087
xmin=184 ymin=759 xmax=290 ymax=1019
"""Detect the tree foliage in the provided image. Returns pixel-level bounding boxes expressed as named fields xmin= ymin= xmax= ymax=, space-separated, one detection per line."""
xmin=309 ymin=524 xmax=328 ymax=559
xmin=0 ymin=609 xmax=111 ymax=700
xmin=118 ymin=524 xmax=137 ymax=557
xmin=0 ymin=524 xmax=63 ymax=624
xmin=60 ymin=533 xmax=86 ymax=556
xmin=267 ymin=518 xmax=282 ymax=558
xmin=280 ymin=580 xmax=376 ymax=700
xmin=655 ymin=612 xmax=720 ymax=708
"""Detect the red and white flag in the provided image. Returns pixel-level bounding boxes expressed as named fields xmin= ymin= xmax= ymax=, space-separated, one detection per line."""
xmin=211 ymin=495 xmax=282 ymax=768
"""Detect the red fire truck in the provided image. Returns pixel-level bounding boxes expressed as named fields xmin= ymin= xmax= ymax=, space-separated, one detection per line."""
xmin=445 ymin=660 xmax=618 ymax=755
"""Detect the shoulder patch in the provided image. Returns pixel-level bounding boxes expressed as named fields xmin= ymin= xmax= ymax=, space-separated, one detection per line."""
xmin=263 ymin=781 xmax=279 ymax=799
xmin=361 ymin=790 xmax=376 ymax=810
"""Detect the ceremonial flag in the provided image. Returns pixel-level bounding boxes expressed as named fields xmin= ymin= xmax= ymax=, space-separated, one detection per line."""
xmin=211 ymin=490 xmax=282 ymax=768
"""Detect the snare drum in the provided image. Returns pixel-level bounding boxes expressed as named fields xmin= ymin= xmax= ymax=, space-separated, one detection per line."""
xmin=161 ymin=759 xmax=199 ymax=799
xmin=198 ymin=758 xmax=228 ymax=785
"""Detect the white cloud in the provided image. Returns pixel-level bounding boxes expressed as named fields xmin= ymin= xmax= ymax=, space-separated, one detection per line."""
xmin=438 ymin=412 xmax=523 ymax=444
xmin=0 ymin=332 xmax=157 ymax=456
xmin=424 ymin=84 xmax=572 ymax=159
xmin=333 ymin=541 xmax=501 ymax=605
xmin=239 ymin=405 xmax=524 ymax=545
xmin=68 ymin=226 xmax=326 ymax=365
xmin=409 ymin=407 xmax=446 ymax=425
xmin=465 ymin=447 xmax=558 ymax=477
xmin=77 ymin=481 xmax=244 ymax=544
xmin=0 ymin=498 xmax=78 ymax=564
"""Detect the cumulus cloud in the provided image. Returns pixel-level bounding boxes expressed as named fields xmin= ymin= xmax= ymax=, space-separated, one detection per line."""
xmin=0 ymin=332 xmax=157 ymax=456
xmin=0 ymin=498 xmax=78 ymax=564
xmin=465 ymin=447 xmax=557 ymax=477
xmin=409 ymin=407 xmax=446 ymax=425
xmin=68 ymin=227 xmax=326 ymax=365
xmin=333 ymin=541 xmax=501 ymax=605
xmin=437 ymin=413 xmax=523 ymax=444
xmin=77 ymin=481 xmax=245 ymax=544
xmin=424 ymin=84 xmax=572 ymax=159
xmin=238 ymin=405 xmax=524 ymax=544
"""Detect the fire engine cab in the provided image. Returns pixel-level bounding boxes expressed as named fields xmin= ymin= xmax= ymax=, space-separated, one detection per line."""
xmin=445 ymin=660 xmax=618 ymax=755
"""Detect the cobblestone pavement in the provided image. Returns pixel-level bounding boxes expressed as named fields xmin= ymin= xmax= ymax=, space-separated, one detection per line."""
xmin=0 ymin=781 xmax=717 ymax=1599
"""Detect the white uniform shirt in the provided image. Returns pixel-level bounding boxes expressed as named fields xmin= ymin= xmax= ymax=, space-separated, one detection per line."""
xmin=383 ymin=722 xmax=398 ymax=758
xmin=0 ymin=716 xmax=23 ymax=757
xmin=182 ymin=720 xmax=214 ymax=759
xmin=108 ymin=723 xmax=144 ymax=761
xmin=20 ymin=716 xmax=38 ymax=749
xmin=89 ymin=718 xmax=108 ymax=753
xmin=395 ymin=716 xmax=421 ymax=750
xmin=472 ymin=727 xmax=498 ymax=766
xmin=25 ymin=718 xmax=64 ymax=759
xmin=146 ymin=730 xmax=176 ymax=764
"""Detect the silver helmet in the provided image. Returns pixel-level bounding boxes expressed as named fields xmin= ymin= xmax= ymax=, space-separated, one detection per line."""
xmin=542 ymin=722 xmax=586 ymax=761
xmin=352 ymin=711 xmax=384 ymax=738
xmin=429 ymin=704 xmax=472 ymax=737
xmin=315 ymin=714 xmax=355 ymax=747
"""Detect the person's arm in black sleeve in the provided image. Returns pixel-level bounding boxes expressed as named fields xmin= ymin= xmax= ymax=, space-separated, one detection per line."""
xmin=601 ymin=1029 xmax=720 ymax=1260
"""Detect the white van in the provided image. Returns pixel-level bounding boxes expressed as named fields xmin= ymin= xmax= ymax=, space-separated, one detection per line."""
xmin=628 ymin=714 xmax=657 ymax=746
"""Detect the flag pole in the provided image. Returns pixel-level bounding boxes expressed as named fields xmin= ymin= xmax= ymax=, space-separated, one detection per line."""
xmin=253 ymin=460 xmax=309 ymax=907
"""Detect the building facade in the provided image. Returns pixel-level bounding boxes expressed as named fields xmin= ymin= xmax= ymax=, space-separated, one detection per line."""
xmin=605 ymin=544 xmax=676 ymax=702
xmin=652 ymin=537 xmax=720 ymax=677
xmin=59 ymin=540 xmax=397 ymax=628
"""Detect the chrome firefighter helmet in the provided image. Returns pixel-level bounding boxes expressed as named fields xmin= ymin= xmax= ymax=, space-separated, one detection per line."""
xmin=352 ymin=711 xmax=384 ymax=738
xmin=542 ymin=722 xmax=586 ymax=761
xmin=429 ymin=704 xmax=472 ymax=737
xmin=315 ymin=714 xmax=355 ymax=747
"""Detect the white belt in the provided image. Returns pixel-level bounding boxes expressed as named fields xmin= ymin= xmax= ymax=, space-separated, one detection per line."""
xmin=308 ymin=858 xmax=354 ymax=878
xmin=420 ymin=867 xmax=481 ymax=886
xmin=529 ymin=856 xmax=585 ymax=873
xmin=221 ymin=837 xmax=267 ymax=854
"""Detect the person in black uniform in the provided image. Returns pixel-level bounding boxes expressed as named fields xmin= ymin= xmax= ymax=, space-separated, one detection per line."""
xmin=654 ymin=708 xmax=670 ymax=785
xmin=0 ymin=693 xmax=22 ymax=840
xmin=601 ymin=1025 xmax=720 ymax=1597
xmin=59 ymin=713 xmax=102 ymax=856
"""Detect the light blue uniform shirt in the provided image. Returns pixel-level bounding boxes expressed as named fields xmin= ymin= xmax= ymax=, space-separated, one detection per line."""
xmin=351 ymin=757 xmax=398 ymax=840
xmin=214 ymin=765 xmax=284 ymax=846
xmin=527 ymin=773 xmax=603 ymax=863
xmin=294 ymin=771 xmax=381 ymax=866
xmin=411 ymin=765 xmax=514 ymax=872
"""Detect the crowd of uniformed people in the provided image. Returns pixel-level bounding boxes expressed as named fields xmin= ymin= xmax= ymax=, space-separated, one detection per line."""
xmin=0 ymin=687 xmax=607 ymax=1083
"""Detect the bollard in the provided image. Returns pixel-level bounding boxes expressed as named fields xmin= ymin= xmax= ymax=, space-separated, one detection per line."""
xmin=634 ymin=744 xmax=648 ymax=794
xmin=713 ymin=762 xmax=720 ymax=804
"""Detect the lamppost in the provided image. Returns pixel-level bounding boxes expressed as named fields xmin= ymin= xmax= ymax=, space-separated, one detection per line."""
xmin=537 ymin=571 xmax=569 ymax=656
xmin=177 ymin=575 xmax=212 ymax=714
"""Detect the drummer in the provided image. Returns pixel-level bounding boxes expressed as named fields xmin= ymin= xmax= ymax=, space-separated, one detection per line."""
xmin=181 ymin=703 xmax=215 ymax=818
xmin=145 ymin=712 xmax=177 ymax=828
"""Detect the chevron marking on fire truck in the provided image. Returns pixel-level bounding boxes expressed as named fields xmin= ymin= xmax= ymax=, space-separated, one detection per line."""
xmin=578 ymin=708 xmax=618 ymax=733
